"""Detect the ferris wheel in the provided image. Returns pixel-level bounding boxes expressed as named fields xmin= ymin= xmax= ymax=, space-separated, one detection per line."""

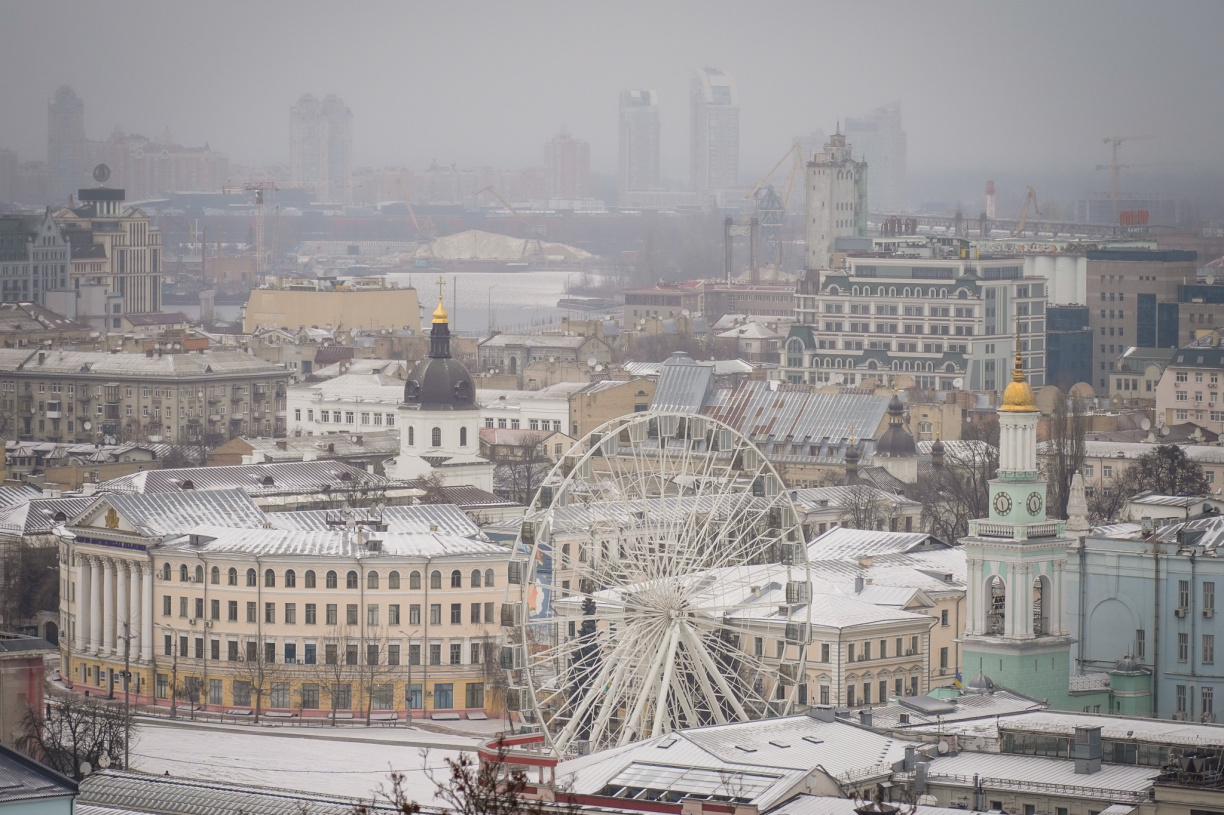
xmin=501 ymin=411 xmax=812 ymax=756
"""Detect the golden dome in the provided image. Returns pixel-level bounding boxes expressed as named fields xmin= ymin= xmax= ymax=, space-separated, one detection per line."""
xmin=999 ymin=343 xmax=1036 ymax=412
xmin=432 ymin=297 xmax=449 ymax=324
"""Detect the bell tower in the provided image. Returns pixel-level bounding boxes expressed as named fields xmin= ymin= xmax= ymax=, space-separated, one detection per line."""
xmin=959 ymin=332 xmax=1079 ymax=708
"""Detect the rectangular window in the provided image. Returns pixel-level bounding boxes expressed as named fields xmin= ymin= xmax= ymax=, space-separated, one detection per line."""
xmin=233 ymin=680 xmax=252 ymax=707
xmin=306 ymin=603 xmax=316 ymax=625
xmin=285 ymin=603 xmax=296 ymax=625
xmin=820 ymin=685 xmax=830 ymax=706
xmin=331 ymin=684 xmax=352 ymax=710
xmin=471 ymin=603 xmax=481 ymax=624
xmin=434 ymin=683 xmax=453 ymax=710
xmin=410 ymin=604 xmax=421 ymax=625
xmin=389 ymin=604 xmax=400 ymax=625
xmin=1205 ymin=687 xmax=1215 ymax=720
xmin=941 ymin=609 xmax=949 ymax=626
xmin=1206 ymin=635 xmax=1215 ymax=665
xmin=471 ymin=642 xmax=482 ymax=664
xmin=430 ymin=604 xmax=442 ymax=625
xmin=305 ymin=644 xmax=317 ymax=665
xmin=163 ymin=595 xmax=171 ymax=616
xmin=409 ymin=643 xmax=421 ymax=666
xmin=940 ymin=647 xmax=949 ymax=670
xmin=211 ymin=639 xmax=220 ymax=660
xmin=1177 ymin=684 xmax=1187 ymax=713
xmin=466 ymin=683 xmax=485 ymax=709
xmin=429 ymin=643 xmax=442 ymax=665
xmin=246 ymin=602 xmax=257 ymax=623
xmin=326 ymin=604 xmax=338 ymax=626
xmin=368 ymin=605 xmax=379 ymax=626
xmin=179 ymin=597 xmax=188 ymax=618
xmin=228 ymin=640 xmax=238 ymax=661
xmin=346 ymin=604 xmax=358 ymax=626
xmin=211 ymin=599 xmax=220 ymax=620
xmin=1180 ymin=580 xmax=1191 ymax=609
xmin=209 ymin=678 xmax=223 ymax=706
xmin=195 ymin=598 xmax=205 ymax=619
xmin=1207 ymin=582 xmax=1216 ymax=613
xmin=325 ymin=644 xmax=338 ymax=665
xmin=345 ymin=644 xmax=358 ymax=665
xmin=1179 ymin=632 xmax=1189 ymax=662
xmin=450 ymin=603 xmax=462 ymax=624
xmin=1137 ymin=628 xmax=1146 ymax=659
xmin=820 ymin=643 xmax=830 ymax=662
xmin=301 ymin=683 xmax=319 ymax=709
xmin=450 ymin=643 xmax=462 ymax=665
xmin=388 ymin=644 xmax=400 ymax=666
xmin=368 ymin=643 xmax=380 ymax=665
xmin=265 ymin=602 xmax=275 ymax=624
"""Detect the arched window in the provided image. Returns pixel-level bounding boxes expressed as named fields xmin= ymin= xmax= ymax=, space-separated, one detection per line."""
xmin=162 ymin=563 xmax=171 ymax=581
xmin=471 ymin=569 xmax=482 ymax=588
xmin=904 ymin=287 xmax=911 ymax=297
xmin=388 ymin=571 xmax=400 ymax=590
xmin=889 ymin=287 xmax=896 ymax=297
xmin=451 ymin=569 xmax=462 ymax=588
xmin=408 ymin=426 xmax=414 ymax=446
xmin=285 ymin=569 xmax=297 ymax=588
xmin=562 ymin=543 xmax=571 ymax=568
xmin=179 ymin=564 xmax=189 ymax=582
xmin=326 ymin=570 xmax=338 ymax=589
xmin=430 ymin=570 xmax=442 ymax=590
xmin=484 ymin=568 xmax=495 ymax=588
xmin=346 ymin=570 xmax=358 ymax=589
xmin=304 ymin=570 xmax=316 ymax=588
xmin=410 ymin=571 xmax=421 ymax=590
xmin=958 ymin=289 xmax=968 ymax=300
xmin=227 ymin=567 xmax=237 ymax=585
xmin=460 ymin=427 xmax=467 ymax=446
xmin=264 ymin=569 xmax=275 ymax=587
xmin=246 ymin=568 xmax=257 ymax=587
xmin=432 ymin=427 xmax=442 ymax=447
xmin=210 ymin=566 xmax=220 ymax=584
xmin=852 ymin=286 xmax=859 ymax=296
xmin=368 ymin=571 xmax=380 ymax=589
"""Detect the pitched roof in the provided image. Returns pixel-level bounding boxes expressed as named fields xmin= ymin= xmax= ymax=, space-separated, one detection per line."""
xmin=0 ymin=348 xmax=285 ymax=378
xmin=807 ymin=527 xmax=947 ymax=559
xmin=98 ymin=461 xmax=404 ymax=497
xmin=266 ymin=503 xmax=480 ymax=538
xmin=164 ymin=524 xmax=506 ymax=559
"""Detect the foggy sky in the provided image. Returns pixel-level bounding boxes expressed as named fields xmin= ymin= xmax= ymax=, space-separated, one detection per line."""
xmin=2 ymin=0 xmax=1221 ymax=185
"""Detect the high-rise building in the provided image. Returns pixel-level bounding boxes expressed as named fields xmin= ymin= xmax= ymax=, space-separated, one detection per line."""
xmin=544 ymin=129 xmax=590 ymax=200
xmin=290 ymin=93 xmax=352 ymax=203
xmin=804 ymin=130 xmax=867 ymax=270
xmin=48 ymin=86 xmax=86 ymax=204
xmin=619 ymin=90 xmax=660 ymax=195
xmin=844 ymin=102 xmax=906 ymax=212
xmin=689 ymin=68 xmax=739 ymax=192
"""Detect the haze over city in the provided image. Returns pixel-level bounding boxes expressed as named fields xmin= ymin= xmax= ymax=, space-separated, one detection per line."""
xmin=2 ymin=0 xmax=1222 ymax=207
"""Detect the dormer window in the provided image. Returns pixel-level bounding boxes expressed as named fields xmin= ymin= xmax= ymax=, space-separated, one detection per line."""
xmin=454 ymin=380 xmax=471 ymax=401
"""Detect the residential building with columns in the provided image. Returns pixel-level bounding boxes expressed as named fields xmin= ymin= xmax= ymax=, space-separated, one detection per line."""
xmin=59 ymin=489 xmax=512 ymax=717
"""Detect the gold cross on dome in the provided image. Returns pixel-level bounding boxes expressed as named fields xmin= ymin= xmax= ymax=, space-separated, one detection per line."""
xmin=436 ymin=275 xmax=446 ymax=304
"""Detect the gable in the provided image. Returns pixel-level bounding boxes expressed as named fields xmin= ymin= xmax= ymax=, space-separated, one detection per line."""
xmin=74 ymin=497 xmax=140 ymax=533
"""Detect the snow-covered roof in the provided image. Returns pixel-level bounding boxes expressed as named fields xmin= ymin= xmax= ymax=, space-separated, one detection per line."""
xmin=909 ymin=751 xmax=1157 ymax=801
xmin=98 ymin=461 xmax=407 ymax=497
xmin=807 ymin=527 xmax=946 ymax=560
xmin=163 ymin=524 xmax=507 ymax=559
xmin=266 ymin=503 xmax=480 ymax=538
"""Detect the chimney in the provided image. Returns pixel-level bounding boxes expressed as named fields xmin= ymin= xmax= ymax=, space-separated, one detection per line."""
xmin=913 ymin=761 xmax=928 ymax=795
xmin=858 ymin=709 xmax=872 ymax=728
xmin=38 ymin=351 xmax=46 ymax=364
xmin=1072 ymin=725 xmax=1102 ymax=774
xmin=806 ymin=705 xmax=836 ymax=723
xmin=276 ymin=440 xmax=288 ymax=451
xmin=854 ymin=575 xmax=865 ymax=593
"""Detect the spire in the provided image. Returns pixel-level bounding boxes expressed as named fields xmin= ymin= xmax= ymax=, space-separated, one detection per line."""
xmin=1067 ymin=471 xmax=1090 ymax=537
xmin=999 ymin=317 xmax=1036 ymax=412
xmin=431 ymin=275 xmax=449 ymax=324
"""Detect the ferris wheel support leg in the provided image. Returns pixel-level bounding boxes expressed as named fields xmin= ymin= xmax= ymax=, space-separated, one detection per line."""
xmin=552 ymin=642 xmax=623 ymax=752
xmin=651 ymin=624 xmax=683 ymax=738
xmin=619 ymin=624 xmax=677 ymax=747
xmin=585 ymin=642 xmax=642 ymax=750
xmin=679 ymin=624 xmax=751 ymax=722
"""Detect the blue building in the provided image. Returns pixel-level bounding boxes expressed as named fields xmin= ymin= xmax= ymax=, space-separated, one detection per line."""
xmin=1068 ymin=513 xmax=1224 ymax=721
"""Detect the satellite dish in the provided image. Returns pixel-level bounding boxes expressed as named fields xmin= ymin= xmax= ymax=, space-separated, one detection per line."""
xmin=952 ymin=377 xmax=964 ymax=389
xmin=98 ymin=754 xmax=111 ymax=769
xmin=587 ymin=357 xmax=597 ymax=367
xmin=595 ymin=364 xmax=604 ymax=372
xmin=1161 ymin=425 xmax=1171 ymax=436
xmin=1140 ymin=417 xmax=1152 ymax=430
xmin=831 ymin=373 xmax=845 ymax=384
xmin=83 ymin=421 xmax=92 ymax=431
xmin=937 ymin=741 xmax=950 ymax=754
xmin=92 ymin=164 xmax=110 ymax=184
xmin=79 ymin=761 xmax=92 ymax=777
xmin=681 ymin=309 xmax=691 ymax=317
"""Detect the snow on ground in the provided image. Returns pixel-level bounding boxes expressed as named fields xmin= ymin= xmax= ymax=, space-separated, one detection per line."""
xmin=129 ymin=718 xmax=480 ymax=803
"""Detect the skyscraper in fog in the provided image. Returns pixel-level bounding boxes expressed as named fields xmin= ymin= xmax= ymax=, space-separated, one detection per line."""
xmin=545 ymin=129 xmax=590 ymax=200
xmin=619 ymin=90 xmax=660 ymax=195
xmin=690 ymin=68 xmax=739 ymax=192
xmin=844 ymin=102 xmax=906 ymax=212
xmin=48 ymin=86 xmax=86 ymax=203
xmin=290 ymin=93 xmax=352 ymax=203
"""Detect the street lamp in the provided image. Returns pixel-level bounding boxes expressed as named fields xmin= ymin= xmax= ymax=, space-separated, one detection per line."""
xmin=484 ymin=282 xmax=499 ymax=332
xmin=397 ymin=629 xmax=420 ymax=727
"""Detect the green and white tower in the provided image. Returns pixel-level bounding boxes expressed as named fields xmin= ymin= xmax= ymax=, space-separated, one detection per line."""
xmin=959 ymin=340 xmax=1079 ymax=707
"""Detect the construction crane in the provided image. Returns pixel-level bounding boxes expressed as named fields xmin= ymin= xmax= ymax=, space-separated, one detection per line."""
xmin=1101 ymin=135 xmax=1155 ymax=221
xmin=745 ymin=143 xmax=804 ymax=267
xmin=475 ymin=186 xmax=545 ymax=254
xmin=1013 ymin=186 xmax=1040 ymax=237
xmin=223 ymin=181 xmax=278 ymax=275
xmin=389 ymin=178 xmax=436 ymax=241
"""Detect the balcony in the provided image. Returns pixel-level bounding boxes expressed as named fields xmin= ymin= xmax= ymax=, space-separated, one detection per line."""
xmin=969 ymin=520 xmax=1064 ymax=540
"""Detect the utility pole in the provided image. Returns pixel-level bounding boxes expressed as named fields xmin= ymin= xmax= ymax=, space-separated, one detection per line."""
xmin=399 ymin=630 xmax=418 ymax=728
xmin=118 ymin=624 xmax=133 ymax=769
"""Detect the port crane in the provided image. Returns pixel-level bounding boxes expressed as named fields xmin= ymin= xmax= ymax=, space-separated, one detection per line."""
xmin=1100 ymin=135 xmax=1155 ymax=221
xmin=475 ymin=186 xmax=545 ymax=255
xmin=223 ymin=181 xmax=278 ymax=275
xmin=1012 ymin=186 xmax=1040 ymax=237
xmin=744 ymin=143 xmax=804 ymax=266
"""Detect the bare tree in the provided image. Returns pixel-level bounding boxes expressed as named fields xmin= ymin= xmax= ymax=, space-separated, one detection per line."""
xmin=1088 ymin=444 xmax=1213 ymax=525
xmin=838 ymin=484 xmax=899 ymax=531
xmin=18 ymin=690 xmax=136 ymax=778
xmin=354 ymin=630 xmax=398 ymax=725
xmin=489 ymin=433 xmax=553 ymax=504
xmin=0 ymin=541 xmax=58 ymax=629
xmin=910 ymin=439 xmax=999 ymax=541
xmin=231 ymin=637 xmax=285 ymax=723
xmin=416 ymin=472 xmax=450 ymax=505
xmin=317 ymin=625 xmax=361 ymax=725
xmin=1043 ymin=391 xmax=1089 ymax=519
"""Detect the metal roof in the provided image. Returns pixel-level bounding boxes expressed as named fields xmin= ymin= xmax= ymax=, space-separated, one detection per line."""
xmin=0 ymin=742 xmax=77 ymax=804
xmin=78 ymin=771 xmax=383 ymax=815
xmin=650 ymin=354 xmax=716 ymax=413
xmin=913 ymin=751 xmax=1158 ymax=800
xmin=0 ymin=495 xmax=96 ymax=536
xmin=705 ymin=382 xmax=890 ymax=455
xmin=0 ymin=348 xmax=286 ymax=378
xmin=266 ymin=502 xmax=481 ymax=537
xmin=807 ymin=527 xmax=945 ymax=560
xmin=98 ymin=461 xmax=407 ymax=497
xmin=162 ymin=524 xmax=507 ymax=559
xmin=96 ymin=489 xmax=270 ymax=536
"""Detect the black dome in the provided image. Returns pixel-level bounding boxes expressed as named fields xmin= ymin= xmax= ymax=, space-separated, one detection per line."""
xmin=875 ymin=393 xmax=916 ymax=457
xmin=403 ymin=357 xmax=477 ymax=411
xmin=402 ymin=306 xmax=478 ymax=411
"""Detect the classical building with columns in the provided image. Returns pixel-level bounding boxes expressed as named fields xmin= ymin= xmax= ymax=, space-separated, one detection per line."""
xmin=59 ymin=489 xmax=511 ymax=718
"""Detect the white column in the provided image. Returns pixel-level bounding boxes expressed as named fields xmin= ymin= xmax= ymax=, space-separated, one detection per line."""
xmin=116 ymin=562 xmax=129 ymax=651
xmin=128 ymin=563 xmax=142 ymax=658
xmin=102 ymin=558 xmax=116 ymax=655
xmin=141 ymin=563 xmax=154 ymax=663
xmin=75 ymin=555 xmax=90 ymax=653
xmin=89 ymin=556 xmax=103 ymax=653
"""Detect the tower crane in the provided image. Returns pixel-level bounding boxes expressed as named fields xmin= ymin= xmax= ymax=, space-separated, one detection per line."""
xmin=1012 ymin=186 xmax=1040 ymax=237
xmin=1101 ymin=135 xmax=1155 ymax=221
xmin=223 ymin=181 xmax=278 ymax=275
